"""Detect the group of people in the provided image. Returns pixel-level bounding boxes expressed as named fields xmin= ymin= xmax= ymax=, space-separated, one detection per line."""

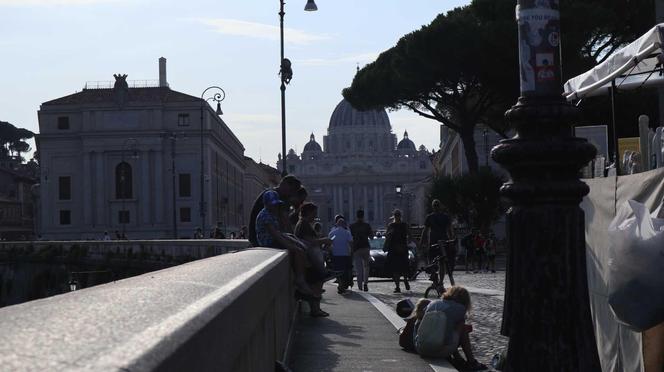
xmin=193 ymin=224 xmax=247 ymax=240
xmin=400 ymin=286 xmax=488 ymax=370
xmin=461 ymin=230 xmax=497 ymax=273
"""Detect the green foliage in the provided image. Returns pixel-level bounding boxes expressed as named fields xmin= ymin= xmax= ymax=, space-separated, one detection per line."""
xmin=428 ymin=168 xmax=506 ymax=232
xmin=343 ymin=5 xmax=518 ymax=173
xmin=0 ymin=121 xmax=34 ymax=161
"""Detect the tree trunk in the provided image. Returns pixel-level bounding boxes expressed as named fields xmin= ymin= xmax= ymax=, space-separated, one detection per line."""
xmin=459 ymin=127 xmax=480 ymax=173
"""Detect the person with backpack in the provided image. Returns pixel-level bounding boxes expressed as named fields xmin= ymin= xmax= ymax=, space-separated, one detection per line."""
xmin=415 ymin=286 xmax=487 ymax=370
xmin=399 ymin=298 xmax=431 ymax=352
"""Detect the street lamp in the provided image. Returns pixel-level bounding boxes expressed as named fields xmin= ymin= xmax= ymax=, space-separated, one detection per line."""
xmin=120 ymin=138 xmax=139 ymax=238
xmin=279 ymin=0 xmax=318 ymax=177
xmin=200 ymin=86 xmax=225 ymax=238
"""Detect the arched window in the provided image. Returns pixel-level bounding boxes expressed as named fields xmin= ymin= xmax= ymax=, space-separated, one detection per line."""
xmin=115 ymin=162 xmax=133 ymax=199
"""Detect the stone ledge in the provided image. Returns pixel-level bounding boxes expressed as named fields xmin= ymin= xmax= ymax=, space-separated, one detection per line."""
xmin=0 ymin=248 xmax=293 ymax=371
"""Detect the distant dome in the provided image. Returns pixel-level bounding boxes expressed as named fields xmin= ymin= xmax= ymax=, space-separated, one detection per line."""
xmin=329 ymin=99 xmax=391 ymax=130
xmin=397 ymin=131 xmax=416 ymax=151
xmin=303 ymin=133 xmax=322 ymax=152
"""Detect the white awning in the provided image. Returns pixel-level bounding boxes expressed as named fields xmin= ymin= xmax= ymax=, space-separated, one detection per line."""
xmin=563 ymin=24 xmax=664 ymax=101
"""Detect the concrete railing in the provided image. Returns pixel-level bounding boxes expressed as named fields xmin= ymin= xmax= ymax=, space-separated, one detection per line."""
xmin=0 ymin=248 xmax=295 ymax=371
xmin=0 ymin=239 xmax=251 ymax=262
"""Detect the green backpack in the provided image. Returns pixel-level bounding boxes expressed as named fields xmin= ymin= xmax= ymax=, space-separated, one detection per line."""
xmin=415 ymin=310 xmax=448 ymax=357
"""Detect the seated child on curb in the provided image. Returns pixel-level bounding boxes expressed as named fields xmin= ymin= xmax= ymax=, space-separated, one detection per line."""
xmin=399 ymin=298 xmax=431 ymax=351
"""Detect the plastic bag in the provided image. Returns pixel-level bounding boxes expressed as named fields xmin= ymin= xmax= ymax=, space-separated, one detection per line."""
xmin=607 ymin=200 xmax=664 ymax=332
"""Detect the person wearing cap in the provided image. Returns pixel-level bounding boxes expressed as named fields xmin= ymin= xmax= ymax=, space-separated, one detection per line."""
xmin=249 ymin=175 xmax=302 ymax=246
xmin=256 ymin=190 xmax=315 ymax=296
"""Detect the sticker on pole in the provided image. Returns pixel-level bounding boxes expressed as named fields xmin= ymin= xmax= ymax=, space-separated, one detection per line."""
xmin=536 ymin=53 xmax=555 ymax=82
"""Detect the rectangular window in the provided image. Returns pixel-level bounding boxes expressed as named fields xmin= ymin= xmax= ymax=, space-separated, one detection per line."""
xmin=118 ymin=210 xmax=130 ymax=224
xmin=177 ymin=113 xmax=190 ymax=127
xmin=180 ymin=207 xmax=191 ymax=222
xmin=58 ymin=176 xmax=71 ymax=200
xmin=59 ymin=210 xmax=71 ymax=225
xmin=179 ymin=173 xmax=191 ymax=197
xmin=57 ymin=116 xmax=70 ymax=130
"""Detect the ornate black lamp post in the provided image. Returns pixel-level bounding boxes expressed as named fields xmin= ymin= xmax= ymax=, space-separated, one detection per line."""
xmin=200 ymin=87 xmax=225 ymax=238
xmin=279 ymin=0 xmax=318 ymax=177
xmin=491 ymin=2 xmax=601 ymax=371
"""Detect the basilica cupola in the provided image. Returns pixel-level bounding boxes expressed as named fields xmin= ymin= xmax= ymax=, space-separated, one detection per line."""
xmin=397 ymin=131 xmax=416 ymax=151
xmin=303 ymin=133 xmax=322 ymax=153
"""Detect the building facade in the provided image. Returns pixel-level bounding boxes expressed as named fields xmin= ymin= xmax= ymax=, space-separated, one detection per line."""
xmin=36 ymin=59 xmax=251 ymax=239
xmin=0 ymin=164 xmax=36 ymax=240
xmin=283 ymin=99 xmax=433 ymax=231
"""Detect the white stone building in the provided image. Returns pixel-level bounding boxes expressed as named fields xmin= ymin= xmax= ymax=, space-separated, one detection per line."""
xmin=283 ymin=99 xmax=433 ymax=231
xmin=36 ymin=59 xmax=252 ymax=239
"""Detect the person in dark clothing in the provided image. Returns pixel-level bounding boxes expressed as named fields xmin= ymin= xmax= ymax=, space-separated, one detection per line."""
xmin=385 ymin=209 xmax=410 ymax=293
xmin=420 ymin=199 xmax=456 ymax=286
xmin=248 ymin=175 xmax=301 ymax=246
xmin=350 ymin=209 xmax=373 ymax=292
xmin=294 ymin=202 xmax=332 ymax=317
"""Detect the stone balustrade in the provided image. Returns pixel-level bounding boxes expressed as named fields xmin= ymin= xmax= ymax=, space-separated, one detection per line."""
xmin=0 ymin=248 xmax=295 ymax=371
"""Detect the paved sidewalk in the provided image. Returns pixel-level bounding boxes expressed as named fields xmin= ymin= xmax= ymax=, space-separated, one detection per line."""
xmin=289 ymin=287 xmax=444 ymax=372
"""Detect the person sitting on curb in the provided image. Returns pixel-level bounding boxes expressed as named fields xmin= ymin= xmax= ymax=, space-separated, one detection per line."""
xmin=415 ymin=286 xmax=487 ymax=370
xmin=399 ymin=298 xmax=432 ymax=352
xmin=255 ymin=190 xmax=316 ymax=298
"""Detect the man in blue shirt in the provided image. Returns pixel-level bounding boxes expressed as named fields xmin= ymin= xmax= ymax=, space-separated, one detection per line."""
xmin=329 ymin=218 xmax=353 ymax=294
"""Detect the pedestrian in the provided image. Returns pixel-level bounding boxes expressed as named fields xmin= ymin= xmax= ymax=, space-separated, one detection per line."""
xmin=484 ymin=232 xmax=497 ymax=273
xmin=248 ymin=175 xmax=302 ymax=246
xmin=329 ymin=217 xmax=353 ymax=294
xmin=103 ymin=231 xmax=111 ymax=241
xmin=238 ymin=226 xmax=247 ymax=239
xmin=210 ymin=222 xmax=226 ymax=239
xmin=473 ymin=232 xmax=485 ymax=273
xmin=385 ymin=209 xmax=411 ymax=293
xmin=420 ymin=199 xmax=456 ymax=287
xmin=115 ymin=230 xmax=122 ymax=240
xmin=193 ymin=227 xmax=204 ymax=239
xmin=415 ymin=286 xmax=488 ymax=370
xmin=255 ymin=190 xmax=316 ymax=297
xmin=350 ymin=209 xmax=373 ymax=292
xmin=462 ymin=232 xmax=475 ymax=273
xmin=295 ymin=202 xmax=333 ymax=317
xmin=229 ymin=232 xmax=236 ymax=239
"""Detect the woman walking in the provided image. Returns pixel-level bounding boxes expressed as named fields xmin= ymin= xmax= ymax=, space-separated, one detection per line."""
xmin=385 ymin=209 xmax=411 ymax=293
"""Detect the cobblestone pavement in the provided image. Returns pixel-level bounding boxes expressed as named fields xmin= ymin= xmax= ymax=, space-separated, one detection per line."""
xmin=355 ymin=270 xmax=508 ymax=369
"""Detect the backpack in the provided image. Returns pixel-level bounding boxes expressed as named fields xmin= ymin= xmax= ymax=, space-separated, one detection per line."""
xmin=415 ymin=310 xmax=448 ymax=357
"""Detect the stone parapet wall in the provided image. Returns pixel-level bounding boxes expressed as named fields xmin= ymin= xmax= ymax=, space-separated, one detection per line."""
xmin=0 ymin=248 xmax=294 ymax=371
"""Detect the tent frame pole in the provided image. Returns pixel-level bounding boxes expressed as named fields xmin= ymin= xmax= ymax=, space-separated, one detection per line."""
xmin=610 ymin=80 xmax=620 ymax=175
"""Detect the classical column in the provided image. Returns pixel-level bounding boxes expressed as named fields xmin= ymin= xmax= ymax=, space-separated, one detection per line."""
xmin=490 ymin=2 xmax=600 ymax=370
xmin=155 ymin=149 xmax=164 ymax=224
xmin=348 ymin=185 xmax=354 ymax=218
xmin=363 ymin=184 xmax=368 ymax=212
xmin=95 ymin=152 xmax=105 ymax=226
xmin=141 ymin=150 xmax=150 ymax=225
xmin=82 ymin=151 xmax=92 ymax=226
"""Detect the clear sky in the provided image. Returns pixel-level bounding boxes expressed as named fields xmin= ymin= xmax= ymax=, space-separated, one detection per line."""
xmin=0 ymin=0 xmax=470 ymax=165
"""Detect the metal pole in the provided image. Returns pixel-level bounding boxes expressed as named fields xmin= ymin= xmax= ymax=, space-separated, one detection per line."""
xmin=610 ymin=81 xmax=620 ymax=175
xmin=200 ymin=101 xmax=206 ymax=237
xmin=490 ymin=2 xmax=601 ymax=370
xmin=171 ymin=134 xmax=178 ymax=239
xmin=280 ymin=0 xmax=288 ymax=177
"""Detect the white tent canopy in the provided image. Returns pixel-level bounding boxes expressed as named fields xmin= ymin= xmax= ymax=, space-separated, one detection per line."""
xmin=564 ymin=24 xmax=664 ymax=101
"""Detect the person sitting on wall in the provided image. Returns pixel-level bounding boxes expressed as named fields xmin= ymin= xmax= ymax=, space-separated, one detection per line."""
xmin=249 ymin=175 xmax=302 ymax=246
xmin=255 ymin=190 xmax=316 ymax=297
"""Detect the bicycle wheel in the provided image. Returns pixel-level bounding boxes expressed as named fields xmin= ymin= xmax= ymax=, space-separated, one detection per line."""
xmin=424 ymin=286 xmax=440 ymax=299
